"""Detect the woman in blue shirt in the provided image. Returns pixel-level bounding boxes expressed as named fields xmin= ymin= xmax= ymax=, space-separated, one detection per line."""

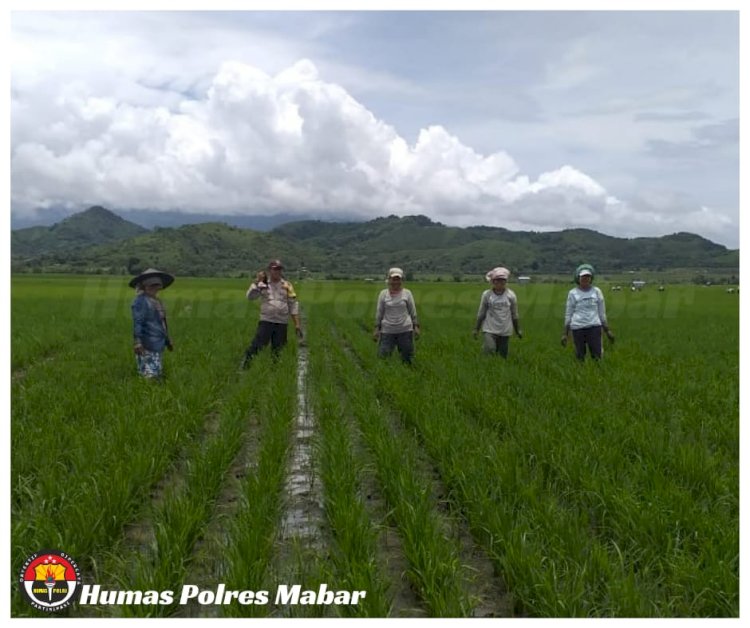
xmin=561 ymin=264 xmax=614 ymax=361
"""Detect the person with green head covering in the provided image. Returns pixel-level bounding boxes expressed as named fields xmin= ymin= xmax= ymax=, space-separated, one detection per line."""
xmin=561 ymin=264 xmax=614 ymax=361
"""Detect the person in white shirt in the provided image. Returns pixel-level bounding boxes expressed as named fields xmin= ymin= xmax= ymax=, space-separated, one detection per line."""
xmin=373 ymin=267 xmax=420 ymax=364
xmin=561 ymin=264 xmax=615 ymax=361
xmin=474 ymin=266 xmax=522 ymax=358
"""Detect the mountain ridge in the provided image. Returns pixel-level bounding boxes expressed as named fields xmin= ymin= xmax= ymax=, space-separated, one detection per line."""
xmin=10 ymin=207 xmax=739 ymax=277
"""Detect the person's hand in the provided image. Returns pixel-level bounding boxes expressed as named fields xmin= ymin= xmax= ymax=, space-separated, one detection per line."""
xmin=166 ymin=341 xmax=174 ymax=352
xmin=296 ymin=327 xmax=304 ymax=340
xmin=473 ymin=329 xmax=479 ymax=339
xmin=560 ymin=335 xmax=568 ymax=347
xmin=373 ymin=329 xmax=380 ymax=342
xmin=413 ymin=325 xmax=421 ymax=339
xmin=134 ymin=344 xmax=145 ymax=355
xmin=516 ymin=330 xmax=523 ymax=339
xmin=606 ymin=330 xmax=615 ymax=344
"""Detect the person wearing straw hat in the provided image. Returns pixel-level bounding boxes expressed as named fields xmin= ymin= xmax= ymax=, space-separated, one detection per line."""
xmin=561 ymin=263 xmax=615 ymax=361
xmin=240 ymin=259 xmax=302 ymax=369
xmin=474 ymin=266 xmax=522 ymax=357
xmin=129 ymin=268 xmax=175 ymax=379
xmin=373 ymin=267 xmax=420 ymax=364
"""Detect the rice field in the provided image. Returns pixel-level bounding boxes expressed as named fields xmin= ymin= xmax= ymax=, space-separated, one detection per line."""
xmin=10 ymin=275 xmax=739 ymax=617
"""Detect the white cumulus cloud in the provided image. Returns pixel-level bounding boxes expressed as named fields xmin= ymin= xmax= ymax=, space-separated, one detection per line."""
xmin=11 ymin=57 xmax=736 ymax=247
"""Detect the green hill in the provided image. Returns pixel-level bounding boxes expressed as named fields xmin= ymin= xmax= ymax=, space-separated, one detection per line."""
xmin=14 ymin=221 xmax=320 ymax=277
xmin=11 ymin=206 xmax=148 ymax=257
xmin=11 ymin=210 xmax=739 ymax=278
xmin=273 ymin=216 xmax=738 ymax=275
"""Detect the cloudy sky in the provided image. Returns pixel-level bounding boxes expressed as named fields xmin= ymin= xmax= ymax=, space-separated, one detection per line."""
xmin=9 ymin=6 xmax=741 ymax=247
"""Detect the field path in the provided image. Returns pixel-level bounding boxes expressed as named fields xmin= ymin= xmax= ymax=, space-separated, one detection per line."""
xmin=280 ymin=342 xmax=326 ymax=546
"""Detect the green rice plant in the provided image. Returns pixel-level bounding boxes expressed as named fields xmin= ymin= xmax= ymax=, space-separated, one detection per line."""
xmin=10 ymin=277 xmax=737 ymax=618
xmin=306 ymin=325 xmax=393 ymax=617
xmin=320 ymin=325 xmax=475 ymax=617
xmin=321 ymin=282 xmax=736 ymax=616
xmin=99 ymin=386 xmax=251 ymax=617
xmin=11 ymin=275 xmax=260 ymax=616
xmin=220 ymin=350 xmax=298 ymax=618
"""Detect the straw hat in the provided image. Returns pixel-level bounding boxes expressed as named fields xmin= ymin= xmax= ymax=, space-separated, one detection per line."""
xmin=128 ymin=267 xmax=175 ymax=289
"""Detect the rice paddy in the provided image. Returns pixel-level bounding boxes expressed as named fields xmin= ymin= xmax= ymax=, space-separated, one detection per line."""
xmin=10 ymin=275 xmax=739 ymax=617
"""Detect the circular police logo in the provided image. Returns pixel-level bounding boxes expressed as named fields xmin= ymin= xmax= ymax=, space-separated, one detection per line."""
xmin=19 ymin=549 xmax=82 ymax=612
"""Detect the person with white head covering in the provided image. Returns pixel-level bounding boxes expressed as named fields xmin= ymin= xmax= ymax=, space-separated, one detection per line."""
xmin=474 ymin=266 xmax=522 ymax=357
xmin=561 ymin=263 xmax=615 ymax=360
xmin=373 ymin=267 xmax=420 ymax=364
xmin=129 ymin=268 xmax=175 ymax=379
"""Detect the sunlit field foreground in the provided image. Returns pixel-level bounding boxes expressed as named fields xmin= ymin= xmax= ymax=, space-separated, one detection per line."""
xmin=11 ymin=275 xmax=738 ymax=617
